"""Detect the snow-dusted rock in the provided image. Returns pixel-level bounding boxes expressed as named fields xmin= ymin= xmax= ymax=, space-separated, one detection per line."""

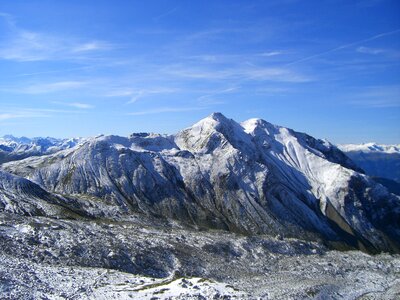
xmin=339 ymin=143 xmax=400 ymax=183
xmin=0 ymin=135 xmax=86 ymax=164
xmin=2 ymin=113 xmax=399 ymax=252
xmin=339 ymin=143 xmax=400 ymax=154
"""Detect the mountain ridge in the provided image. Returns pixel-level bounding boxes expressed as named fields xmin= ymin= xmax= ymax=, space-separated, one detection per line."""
xmin=0 ymin=134 xmax=85 ymax=164
xmin=339 ymin=143 xmax=400 ymax=184
xmin=2 ymin=113 xmax=399 ymax=253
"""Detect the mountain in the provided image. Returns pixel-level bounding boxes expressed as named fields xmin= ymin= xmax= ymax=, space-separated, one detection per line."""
xmin=339 ymin=143 xmax=400 ymax=154
xmin=371 ymin=177 xmax=400 ymax=196
xmin=0 ymin=169 xmax=114 ymax=219
xmin=0 ymin=169 xmax=72 ymax=217
xmin=338 ymin=143 xmax=400 ymax=186
xmin=3 ymin=113 xmax=399 ymax=253
xmin=1 ymin=113 xmax=400 ymax=299
xmin=0 ymin=135 xmax=85 ymax=164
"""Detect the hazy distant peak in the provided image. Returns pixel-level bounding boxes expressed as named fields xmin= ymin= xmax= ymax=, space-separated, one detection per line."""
xmin=339 ymin=143 xmax=400 ymax=154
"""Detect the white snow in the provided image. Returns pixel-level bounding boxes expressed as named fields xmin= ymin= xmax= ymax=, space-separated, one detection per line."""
xmin=2 ymin=113 xmax=398 ymax=252
xmin=338 ymin=143 xmax=400 ymax=154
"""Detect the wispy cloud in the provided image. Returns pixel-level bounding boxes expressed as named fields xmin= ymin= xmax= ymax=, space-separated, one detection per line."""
xmin=166 ymin=65 xmax=311 ymax=82
xmin=197 ymin=86 xmax=239 ymax=105
xmin=259 ymin=51 xmax=282 ymax=57
xmin=17 ymin=81 xmax=87 ymax=94
xmin=72 ymin=41 xmax=113 ymax=53
xmin=244 ymin=67 xmax=311 ymax=82
xmin=6 ymin=66 xmax=94 ymax=79
xmin=0 ymin=12 xmax=16 ymax=27
xmin=349 ymin=85 xmax=400 ymax=108
xmin=254 ymin=87 xmax=292 ymax=94
xmin=286 ymin=28 xmax=400 ymax=66
xmin=0 ymin=113 xmax=36 ymax=121
xmin=0 ymin=30 xmax=55 ymax=62
xmin=179 ymin=26 xmax=277 ymax=46
xmin=0 ymin=107 xmax=87 ymax=122
xmin=104 ymin=88 xmax=136 ymax=97
xmin=127 ymin=106 xmax=206 ymax=116
xmin=52 ymin=101 xmax=94 ymax=109
xmin=0 ymin=110 xmax=53 ymax=121
xmin=186 ymin=51 xmax=287 ymax=65
xmin=153 ymin=6 xmax=179 ymax=21
xmin=356 ymin=46 xmax=400 ymax=58
xmin=356 ymin=46 xmax=386 ymax=55
xmin=105 ymin=87 xmax=180 ymax=104
xmin=0 ymin=13 xmax=113 ymax=62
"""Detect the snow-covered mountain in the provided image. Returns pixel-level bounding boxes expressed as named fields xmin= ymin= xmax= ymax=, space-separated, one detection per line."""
xmin=0 ymin=169 xmax=118 ymax=219
xmin=339 ymin=143 xmax=400 ymax=154
xmin=2 ymin=113 xmax=400 ymax=299
xmin=3 ymin=113 xmax=399 ymax=253
xmin=338 ymin=143 xmax=400 ymax=183
xmin=0 ymin=135 xmax=85 ymax=164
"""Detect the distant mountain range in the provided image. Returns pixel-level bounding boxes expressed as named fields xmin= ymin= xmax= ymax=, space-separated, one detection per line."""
xmin=338 ymin=143 xmax=400 ymax=196
xmin=0 ymin=135 xmax=85 ymax=164
xmin=339 ymin=143 xmax=400 ymax=154
xmin=338 ymin=143 xmax=400 ymax=183
xmin=1 ymin=113 xmax=399 ymax=253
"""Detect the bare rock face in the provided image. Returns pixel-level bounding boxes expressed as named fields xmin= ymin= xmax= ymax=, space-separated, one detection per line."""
xmin=2 ymin=113 xmax=400 ymax=253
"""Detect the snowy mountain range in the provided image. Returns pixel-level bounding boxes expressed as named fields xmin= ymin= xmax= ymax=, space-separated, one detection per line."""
xmin=339 ymin=143 xmax=400 ymax=185
xmin=1 ymin=113 xmax=399 ymax=252
xmin=1 ymin=113 xmax=400 ymax=298
xmin=0 ymin=135 xmax=85 ymax=164
xmin=339 ymin=143 xmax=400 ymax=154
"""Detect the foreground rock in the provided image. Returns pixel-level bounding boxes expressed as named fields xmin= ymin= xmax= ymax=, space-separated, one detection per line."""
xmin=0 ymin=212 xmax=399 ymax=299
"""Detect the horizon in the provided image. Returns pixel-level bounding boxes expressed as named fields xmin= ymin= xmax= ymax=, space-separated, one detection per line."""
xmin=0 ymin=111 xmax=399 ymax=147
xmin=0 ymin=1 xmax=399 ymax=144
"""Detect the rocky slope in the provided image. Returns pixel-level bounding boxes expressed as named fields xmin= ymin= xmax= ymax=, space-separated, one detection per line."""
xmin=1 ymin=212 xmax=399 ymax=299
xmin=3 ymin=113 xmax=399 ymax=253
xmin=1 ymin=113 xmax=400 ymax=299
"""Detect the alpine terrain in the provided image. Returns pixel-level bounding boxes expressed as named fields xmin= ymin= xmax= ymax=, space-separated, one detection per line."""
xmin=0 ymin=135 xmax=85 ymax=164
xmin=339 ymin=143 xmax=400 ymax=196
xmin=1 ymin=113 xmax=399 ymax=299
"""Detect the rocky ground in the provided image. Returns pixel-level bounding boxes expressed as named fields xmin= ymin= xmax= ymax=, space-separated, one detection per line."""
xmin=0 ymin=212 xmax=399 ymax=299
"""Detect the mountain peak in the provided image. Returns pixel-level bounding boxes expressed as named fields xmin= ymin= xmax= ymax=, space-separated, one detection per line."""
xmin=197 ymin=112 xmax=231 ymax=127
xmin=175 ymin=113 xmax=253 ymax=153
xmin=185 ymin=112 xmax=235 ymax=134
xmin=241 ymin=117 xmax=267 ymax=128
xmin=209 ymin=112 xmax=227 ymax=121
xmin=241 ymin=117 xmax=278 ymax=137
xmin=1 ymin=135 xmax=32 ymax=144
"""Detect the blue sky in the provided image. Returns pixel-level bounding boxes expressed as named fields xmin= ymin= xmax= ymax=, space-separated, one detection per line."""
xmin=0 ymin=0 xmax=399 ymax=143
